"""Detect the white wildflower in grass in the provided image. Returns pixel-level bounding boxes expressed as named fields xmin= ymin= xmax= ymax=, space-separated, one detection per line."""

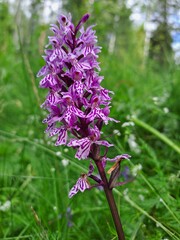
xmin=126 ymin=115 xmax=131 ymax=120
xmin=127 ymin=134 xmax=141 ymax=154
xmin=163 ymin=107 xmax=169 ymax=113
xmin=56 ymin=151 xmax=62 ymax=156
xmin=152 ymin=96 xmax=162 ymax=105
xmin=169 ymin=171 xmax=180 ymax=183
xmin=153 ymin=92 xmax=170 ymax=106
xmin=28 ymin=129 xmax=34 ymax=136
xmin=0 ymin=200 xmax=11 ymax=212
xmin=62 ymin=159 xmax=69 ymax=167
xmin=152 ymin=96 xmax=159 ymax=102
xmin=169 ymin=174 xmax=176 ymax=182
xmin=53 ymin=206 xmax=57 ymax=211
xmin=50 ymin=167 xmax=55 ymax=172
xmin=138 ymin=194 xmax=145 ymax=201
xmin=123 ymin=188 xmax=129 ymax=196
xmin=64 ymin=148 xmax=69 ymax=153
xmin=132 ymin=164 xmax=142 ymax=176
xmin=113 ymin=129 xmax=121 ymax=136
xmin=121 ymin=121 xmax=135 ymax=127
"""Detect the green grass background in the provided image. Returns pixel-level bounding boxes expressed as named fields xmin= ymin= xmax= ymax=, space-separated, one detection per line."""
xmin=0 ymin=2 xmax=180 ymax=240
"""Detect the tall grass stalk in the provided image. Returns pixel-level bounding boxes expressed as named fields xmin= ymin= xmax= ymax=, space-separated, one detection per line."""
xmin=132 ymin=117 xmax=180 ymax=154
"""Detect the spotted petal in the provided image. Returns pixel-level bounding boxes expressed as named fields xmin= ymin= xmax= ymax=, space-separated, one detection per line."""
xmin=37 ymin=65 xmax=48 ymax=77
xmin=68 ymin=184 xmax=79 ymax=198
xmin=68 ymin=138 xmax=91 ymax=160
xmin=70 ymin=105 xmax=85 ymax=118
xmin=55 ymin=127 xmax=68 ymax=146
xmin=76 ymin=140 xmax=91 ymax=160
xmin=77 ymin=176 xmax=90 ymax=192
xmin=68 ymin=175 xmax=90 ymax=198
xmin=85 ymin=108 xmax=110 ymax=124
xmin=40 ymin=74 xmax=58 ymax=88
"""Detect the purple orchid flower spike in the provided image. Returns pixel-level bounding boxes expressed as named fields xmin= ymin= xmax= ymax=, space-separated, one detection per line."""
xmin=37 ymin=13 xmax=132 ymax=240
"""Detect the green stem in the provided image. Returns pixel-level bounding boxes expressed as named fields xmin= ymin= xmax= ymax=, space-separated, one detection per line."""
xmin=95 ymin=160 xmax=125 ymax=240
xmin=132 ymin=117 xmax=180 ymax=154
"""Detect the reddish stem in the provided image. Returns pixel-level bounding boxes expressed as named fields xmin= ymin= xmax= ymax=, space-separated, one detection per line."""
xmin=95 ymin=160 xmax=125 ymax=240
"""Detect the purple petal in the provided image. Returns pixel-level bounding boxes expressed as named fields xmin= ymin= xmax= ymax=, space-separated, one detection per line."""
xmin=47 ymin=92 xmax=61 ymax=105
xmin=42 ymin=114 xmax=52 ymax=123
xmin=77 ymin=177 xmax=90 ymax=192
xmin=107 ymin=117 xmax=120 ymax=123
xmin=50 ymin=24 xmax=60 ymax=34
xmin=100 ymin=88 xmax=114 ymax=101
xmin=37 ymin=65 xmax=48 ymax=77
xmin=68 ymin=184 xmax=79 ymax=198
xmin=55 ymin=128 xmax=67 ymax=146
xmin=64 ymin=108 xmax=73 ymax=124
xmin=85 ymin=109 xmax=96 ymax=122
xmin=72 ymin=81 xmax=84 ymax=96
xmin=70 ymin=105 xmax=85 ymax=118
xmin=96 ymin=140 xmax=113 ymax=147
xmin=97 ymin=110 xmax=109 ymax=124
xmin=120 ymin=154 xmax=131 ymax=159
xmin=88 ymin=126 xmax=101 ymax=142
xmin=46 ymin=116 xmax=61 ymax=125
xmin=45 ymin=122 xmax=55 ymax=133
xmin=50 ymin=48 xmax=66 ymax=62
xmin=40 ymin=74 xmax=58 ymax=88
xmin=63 ymin=106 xmax=84 ymax=124
xmin=68 ymin=138 xmax=91 ymax=160
xmin=75 ymin=139 xmax=91 ymax=160
xmin=68 ymin=175 xmax=90 ymax=198
xmin=49 ymin=127 xmax=61 ymax=137
xmin=106 ymin=154 xmax=131 ymax=162
xmin=88 ymin=161 xmax=94 ymax=176
xmin=85 ymin=108 xmax=113 ymax=124
xmin=48 ymin=36 xmax=61 ymax=48
xmin=59 ymin=14 xmax=69 ymax=26
xmin=78 ymin=61 xmax=91 ymax=70
xmin=68 ymin=139 xmax=80 ymax=147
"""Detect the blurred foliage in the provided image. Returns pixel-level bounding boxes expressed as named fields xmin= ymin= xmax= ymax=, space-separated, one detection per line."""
xmin=149 ymin=0 xmax=175 ymax=66
xmin=0 ymin=0 xmax=180 ymax=239
xmin=149 ymin=22 xmax=173 ymax=65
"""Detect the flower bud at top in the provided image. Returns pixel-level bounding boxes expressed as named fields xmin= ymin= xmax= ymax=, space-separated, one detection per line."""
xmin=75 ymin=13 xmax=90 ymax=33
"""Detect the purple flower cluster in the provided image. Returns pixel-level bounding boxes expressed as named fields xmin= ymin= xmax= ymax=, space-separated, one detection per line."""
xmin=37 ymin=13 xmax=130 ymax=198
